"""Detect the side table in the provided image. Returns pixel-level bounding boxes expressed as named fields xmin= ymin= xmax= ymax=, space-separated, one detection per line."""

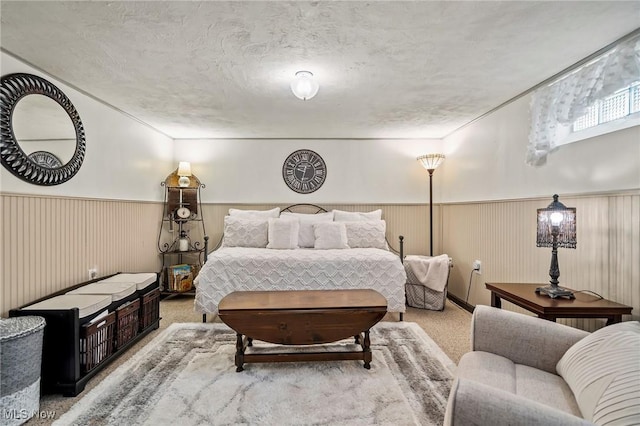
xmin=485 ymin=282 xmax=632 ymax=325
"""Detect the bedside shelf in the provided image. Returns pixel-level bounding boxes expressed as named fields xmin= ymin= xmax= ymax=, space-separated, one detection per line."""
xmin=157 ymin=167 xmax=208 ymax=295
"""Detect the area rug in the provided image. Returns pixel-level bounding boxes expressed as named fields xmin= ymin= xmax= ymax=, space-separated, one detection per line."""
xmin=55 ymin=322 xmax=456 ymax=425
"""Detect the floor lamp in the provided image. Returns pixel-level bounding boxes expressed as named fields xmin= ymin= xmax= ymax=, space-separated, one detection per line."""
xmin=417 ymin=154 xmax=445 ymax=256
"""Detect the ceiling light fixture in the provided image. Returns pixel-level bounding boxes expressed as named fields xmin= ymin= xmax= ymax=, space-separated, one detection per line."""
xmin=290 ymin=71 xmax=319 ymax=101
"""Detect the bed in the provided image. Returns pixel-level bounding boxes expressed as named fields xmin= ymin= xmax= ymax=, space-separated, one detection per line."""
xmin=194 ymin=204 xmax=407 ymax=320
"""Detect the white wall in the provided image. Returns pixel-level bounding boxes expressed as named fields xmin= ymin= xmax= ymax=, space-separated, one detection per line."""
xmin=441 ymin=94 xmax=640 ymax=203
xmin=174 ymin=138 xmax=443 ymax=204
xmin=0 ymin=52 xmax=174 ymax=201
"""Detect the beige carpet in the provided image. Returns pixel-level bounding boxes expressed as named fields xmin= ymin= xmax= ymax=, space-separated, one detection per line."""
xmin=29 ymin=296 xmax=471 ymax=425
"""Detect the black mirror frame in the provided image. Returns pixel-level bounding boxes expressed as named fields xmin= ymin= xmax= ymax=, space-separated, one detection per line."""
xmin=1 ymin=73 xmax=86 ymax=185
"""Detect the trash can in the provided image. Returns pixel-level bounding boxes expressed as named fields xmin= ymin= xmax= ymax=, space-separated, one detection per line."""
xmin=0 ymin=316 xmax=46 ymax=425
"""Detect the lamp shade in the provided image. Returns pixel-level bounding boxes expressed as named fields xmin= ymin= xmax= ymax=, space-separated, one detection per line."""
xmin=290 ymin=71 xmax=319 ymax=100
xmin=417 ymin=154 xmax=445 ymax=171
xmin=177 ymin=162 xmax=192 ymax=177
xmin=536 ymin=194 xmax=576 ymax=249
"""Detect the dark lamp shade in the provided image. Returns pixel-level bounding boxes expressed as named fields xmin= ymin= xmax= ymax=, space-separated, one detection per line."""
xmin=536 ymin=208 xmax=577 ymax=249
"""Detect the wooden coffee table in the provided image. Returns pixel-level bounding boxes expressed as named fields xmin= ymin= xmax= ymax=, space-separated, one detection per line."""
xmin=486 ymin=283 xmax=633 ymax=325
xmin=218 ymin=289 xmax=387 ymax=371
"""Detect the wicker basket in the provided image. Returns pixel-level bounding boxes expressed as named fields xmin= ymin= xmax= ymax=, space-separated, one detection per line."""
xmin=139 ymin=288 xmax=160 ymax=331
xmin=80 ymin=311 xmax=116 ymax=374
xmin=405 ymin=282 xmax=447 ymax=311
xmin=116 ymin=299 xmax=140 ymax=348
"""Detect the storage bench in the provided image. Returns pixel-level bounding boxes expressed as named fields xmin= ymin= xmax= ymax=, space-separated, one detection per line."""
xmin=9 ymin=272 xmax=160 ymax=396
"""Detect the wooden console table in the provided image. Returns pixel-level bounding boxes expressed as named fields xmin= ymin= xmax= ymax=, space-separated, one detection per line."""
xmin=485 ymin=283 xmax=632 ymax=325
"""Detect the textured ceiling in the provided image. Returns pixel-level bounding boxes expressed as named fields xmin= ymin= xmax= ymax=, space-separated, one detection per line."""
xmin=2 ymin=1 xmax=639 ymax=140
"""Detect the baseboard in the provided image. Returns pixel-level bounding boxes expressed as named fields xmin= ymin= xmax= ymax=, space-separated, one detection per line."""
xmin=447 ymin=293 xmax=475 ymax=314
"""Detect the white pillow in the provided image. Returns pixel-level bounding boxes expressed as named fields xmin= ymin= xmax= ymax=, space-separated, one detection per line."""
xmin=343 ymin=220 xmax=387 ymax=249
xmin=222 ymin=216 xmax=268 ymax=248
xmin=333 ymin=209 xmax=382 ymax=221
xmin=228 ymin=207 xmax=280 ymax=218
xmin=313 ymin=222 xmax=349 ymax=249
xmin=280 ymin=211 xmax=334 ymax=248
xmin=556 ymin=321 xmax=640 ymax=425
xmin=267 ymin=218 xmax=299 ymax=249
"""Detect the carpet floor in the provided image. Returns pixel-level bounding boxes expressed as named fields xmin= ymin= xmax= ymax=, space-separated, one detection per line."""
xmin=30 ymin=297 xmax=471 ymax=425
xmin=54 ymin=321 xmax=456 ymax=426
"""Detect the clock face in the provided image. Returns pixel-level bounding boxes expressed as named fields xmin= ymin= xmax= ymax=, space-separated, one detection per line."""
xmin=282 ymin=149 xmax=326 ymax=194
xmin=28 ymin=151 xmax=62 ymax=169
xmin=176 ymin=207 xmax=191 ymax=220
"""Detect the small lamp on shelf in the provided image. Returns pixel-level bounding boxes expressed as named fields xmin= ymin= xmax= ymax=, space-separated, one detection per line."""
xmin=177 ymin=161 xmax=192 ymax=187
xmin=535 ymin=194 xmax=576 ymax=299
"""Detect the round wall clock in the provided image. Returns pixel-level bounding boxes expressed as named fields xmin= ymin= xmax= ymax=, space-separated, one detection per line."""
xmin=282 ymin=149 xmax=326 ymax=194
xmin=28 ymin=151 xmax=63 ymax=169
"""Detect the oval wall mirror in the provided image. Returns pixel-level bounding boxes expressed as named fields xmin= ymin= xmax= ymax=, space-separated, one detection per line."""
xmin=0 ymin=73 xmax=86 ymax=185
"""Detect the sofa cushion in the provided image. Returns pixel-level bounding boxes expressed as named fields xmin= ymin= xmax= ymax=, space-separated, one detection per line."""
xmin=457 ymin=351 xmax=516 ymax=393
xmin=556 ymin=321 xmax=640 ymax=426
xmin=458 ymin=351 xmax=581 ymax=417
xmin=515 ymin=363 xmax=582 ymax=417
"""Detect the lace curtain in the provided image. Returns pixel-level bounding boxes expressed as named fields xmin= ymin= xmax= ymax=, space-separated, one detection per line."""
xmin=527 ymin=34 xmax=640 ymax=166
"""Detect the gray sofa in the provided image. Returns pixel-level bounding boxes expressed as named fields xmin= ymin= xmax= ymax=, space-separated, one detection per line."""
xmin=444 ymin=305 xmax=640 ymax=426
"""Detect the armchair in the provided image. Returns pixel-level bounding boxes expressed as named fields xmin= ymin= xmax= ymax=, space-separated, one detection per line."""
xmin=444 ymin=305 xmax=639 ymax=426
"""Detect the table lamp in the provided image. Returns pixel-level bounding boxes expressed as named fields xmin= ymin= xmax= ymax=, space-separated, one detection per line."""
xmin=536 ymin=194 xmax=576 ymax=299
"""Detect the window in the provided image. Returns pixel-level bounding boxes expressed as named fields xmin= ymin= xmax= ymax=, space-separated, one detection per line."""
xmin=573 ymin=82 xmax=640 ymax=132
xmin=527 ymin=33 xmax=639 ymax=166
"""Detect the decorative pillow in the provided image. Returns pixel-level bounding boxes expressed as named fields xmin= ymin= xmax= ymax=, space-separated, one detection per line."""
xmin=222 ymin=216 xmax=268 ymax=248
xmin=280 ymin=211 xmax=334 ymax=248
xmin=332 ymin=209 xmax=382 ymax=221
xmin=266 ymin=218 xmax=300 ymax=249
xmin=313 ymin=222 xmax=349 ymax=250
xmin=556 ymin=321 xmax=640 ymax=425
xmin=343 ymin=220 xmax=387 ymax=249
xmin=228 ymin=207 xmax=280 ymax=218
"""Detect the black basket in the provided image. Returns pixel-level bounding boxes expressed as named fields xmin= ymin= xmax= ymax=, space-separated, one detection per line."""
xmin=139 ymin=288 xmax=160 ymax=331
xmin=116 ymin=299 xmax=140 ymax=348
xmin=80 ymin=311 xmax=116 ymax=374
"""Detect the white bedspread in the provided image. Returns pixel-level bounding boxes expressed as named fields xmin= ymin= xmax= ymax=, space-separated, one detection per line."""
xmin=194 ymin=247 xmax=407 ymax=316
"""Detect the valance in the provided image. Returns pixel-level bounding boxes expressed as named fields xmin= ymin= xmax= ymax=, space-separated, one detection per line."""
xmin=527 ymin=34 xmax=640 ymax=166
